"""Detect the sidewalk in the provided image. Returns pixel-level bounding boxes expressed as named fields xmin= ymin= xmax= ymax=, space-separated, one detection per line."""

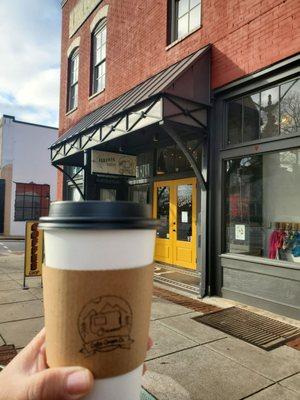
xmin=0 ymin=254 xmax=300 ymax=400
xmin=0 ymin=236 xmax=24 ymax=241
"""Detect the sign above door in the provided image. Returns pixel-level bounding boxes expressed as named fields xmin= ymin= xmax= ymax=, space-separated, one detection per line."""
xmin=91 ymin=150 xmax=137 ymax=177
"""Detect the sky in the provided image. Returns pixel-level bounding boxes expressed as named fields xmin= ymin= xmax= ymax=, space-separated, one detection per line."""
xmin=0 ymin=0 xmax=61 ymax=127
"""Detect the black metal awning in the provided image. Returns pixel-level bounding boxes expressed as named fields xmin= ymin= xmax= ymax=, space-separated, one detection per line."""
xmin=50 ymin=45 xmax=211 ymax=165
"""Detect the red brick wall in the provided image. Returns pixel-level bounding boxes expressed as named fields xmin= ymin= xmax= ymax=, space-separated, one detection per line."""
xmin=57 ymin=0 xmax=299 ymax=199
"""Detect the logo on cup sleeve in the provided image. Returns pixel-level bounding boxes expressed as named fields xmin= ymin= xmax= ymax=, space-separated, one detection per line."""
xmin=78 ymin=296 xmax=134 ymax=356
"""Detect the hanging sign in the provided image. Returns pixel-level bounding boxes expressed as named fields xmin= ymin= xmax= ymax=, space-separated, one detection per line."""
xmin=24 ymin=221 xmax=44 ymax=278
xmin=91 ymin=150 xmax=137 ymax=177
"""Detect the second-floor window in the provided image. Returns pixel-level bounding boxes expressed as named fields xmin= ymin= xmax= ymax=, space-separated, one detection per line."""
xmin=91 ymin=20 xmax=107 ymax=95
xmin=169 ymin=0 xmax=201 ymax=43
xmin=67 ymin=48 xmax=79 ymax=111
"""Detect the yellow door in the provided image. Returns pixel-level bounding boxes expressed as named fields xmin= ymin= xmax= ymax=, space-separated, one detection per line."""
xmin=153 ymin=178 xmax=197 ymax=270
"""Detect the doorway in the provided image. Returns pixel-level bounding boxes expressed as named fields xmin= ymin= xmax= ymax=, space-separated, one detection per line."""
xmin=153 ymin=177 xmax=197 ymax=270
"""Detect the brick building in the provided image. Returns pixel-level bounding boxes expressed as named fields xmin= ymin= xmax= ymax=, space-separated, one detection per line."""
xmin=51 ymin=0 xmax=300 ymax=318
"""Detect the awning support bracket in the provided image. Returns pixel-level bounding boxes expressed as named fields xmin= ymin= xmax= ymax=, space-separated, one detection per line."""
xmin=160 ymin=122 xmax=207 ymax=191
xmin=164 ymin=95 xmax=208 ymax=132
xmin=53 ymin=164 xmax=85 ymax=200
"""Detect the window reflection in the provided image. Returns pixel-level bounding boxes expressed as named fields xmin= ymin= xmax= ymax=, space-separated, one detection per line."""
xmin=243 ymin=94 xmax=260 ymax=142
xmin=260 ymin=87 xmax=279 ymax=138
xmin=156 ymin=140 xmax=201 ymax=175
xmin=129 ymin=185 xmax=149 ymax=204
xmin=156 ymin=187 xmax=170 ymax=239
xmin=228 ymin=99 xmax=242 ymax=145
xmin=177 ymin=185 xmax=192 ymax=242
xmin=227 ymin=78 xmax=299 ymax=144
xmin=280 ymin=79 xmax=300 ymax=135
xmin=225 ymin=149 xmax=300 ymax=263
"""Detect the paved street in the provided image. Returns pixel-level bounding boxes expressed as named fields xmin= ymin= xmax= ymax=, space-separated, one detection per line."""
xmin=0 ymin=254 xmax=299 ymax=400
xmin=0 ymin=240 xmax=25 ymax=255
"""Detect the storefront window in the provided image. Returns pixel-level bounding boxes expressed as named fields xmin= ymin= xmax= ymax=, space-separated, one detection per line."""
xmin=225 ymin=148 xmax=300 ymax=264
xmin=136 ymin=152 xmax=152 ymax=179
xmin=227 ymin=99 xmax=242 ymax=145
xmin=177 ymin=184 xmax=192 ymax=242
xmin=68 ymin=186 xmax=82 ymax=201
xmin=129 ymin=184 xmax=149 ymax=204
xmin=243 ymin=93 xmax=260 ymax=142
xmin=156 ymin=139 xmax=201 ymax=175
xmin=156 ymin=186 xmax=170 ymax=239
xmin=280 ymin=79 xmax=300 ymax=135
xmin=65 ymin=166 xmax=83 ymax=201
xmin=99 ymin=188 xmax=116 ymax=201
xmin=227 ymin=78 xmax=300 ymax=145
xmin=260 ymin=86 xmax=279 ymax=138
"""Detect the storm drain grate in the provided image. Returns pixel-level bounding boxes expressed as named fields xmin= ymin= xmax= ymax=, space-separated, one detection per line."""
xmin=153 ymin=286 xmax=221 ymax=314
xmin=0 ymin=345 xmax=17 ymax=368
xmin=140 ymin=388 xmax=157 ymax=400
xmin=193 ymin=307 xmax=300 ymax=350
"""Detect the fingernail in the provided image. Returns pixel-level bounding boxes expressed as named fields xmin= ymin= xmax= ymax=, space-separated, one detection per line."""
xmin=66 ymin=369 xmax=92 ymax=396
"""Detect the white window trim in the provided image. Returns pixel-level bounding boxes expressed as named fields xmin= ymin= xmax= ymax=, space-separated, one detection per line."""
xmin=67 ymin=48 xmax=79 ymax=112
xmin=169 ymin=0 xmax=202 ymax=44
xmin=91 ymin=20 xmax=107 ymax=95
xmin=90 ymin=5 xmax=109 ymax=32
xmin=67 ymin=37 xmax=81 ymax=58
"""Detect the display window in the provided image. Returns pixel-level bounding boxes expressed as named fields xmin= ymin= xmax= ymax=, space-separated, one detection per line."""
xmin=225 ymin=148 xmax=300 ymax=264
xmin=129 ymin=184 xmax=150 ymax=204
xmin=156 ymin=139 xmax=201 ymax=175
xmin=227 ymin=78 xmax=300 ymax=146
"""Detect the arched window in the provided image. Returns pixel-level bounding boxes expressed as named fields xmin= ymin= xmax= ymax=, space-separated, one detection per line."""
xmin=67 ymin=48 xmax=79 ymax=111
xmin=91 ymin=20 xmax=106 ymax=95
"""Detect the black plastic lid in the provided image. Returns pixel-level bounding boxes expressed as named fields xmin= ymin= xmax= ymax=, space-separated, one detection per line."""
xmin=39 ymin=201 xmax=159 ymax=230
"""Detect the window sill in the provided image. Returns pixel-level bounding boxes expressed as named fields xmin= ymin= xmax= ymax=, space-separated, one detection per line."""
xmin=166 ymin=25 xmax=202 ymax=51
xmin=89 ymin=88 xmax=105 ymax=100
xmin=65 ymin=107 xmax=78 ymax=117
xmin=220 ymin=253 xmax=300 ymax=270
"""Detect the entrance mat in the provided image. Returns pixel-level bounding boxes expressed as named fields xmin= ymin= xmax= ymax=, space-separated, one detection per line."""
xmin=193 ymin=307 xmax=300 ymax=351
xmin=158 ymin=271 xmax=200 ymax=287
xmin=140 ymin=388 xmax=157 ymax=400
xmin=154 ymin=264 xmax=200 ymax=294
xmin=0 ymin=345 xmax=17 ymax=369
xmin=153 ymin=286 xmax=221 ymax=314
xmin=287 ymin=336 xmax=300 ymax=351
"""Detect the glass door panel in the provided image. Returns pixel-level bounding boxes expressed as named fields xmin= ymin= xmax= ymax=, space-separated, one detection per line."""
xmin=156 ymin=186 xmax=170 ymax=239
xmin=177 ymin=184 xmax=193 ymax=242
xmin=173 ymin=178 xmax=197 ymax=270
xmin=153 ymin=178 xmax=196 ymax=269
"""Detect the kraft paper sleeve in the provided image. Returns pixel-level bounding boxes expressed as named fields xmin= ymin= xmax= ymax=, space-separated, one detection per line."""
xmin=43 ymin=264 xmax=154 ymax=379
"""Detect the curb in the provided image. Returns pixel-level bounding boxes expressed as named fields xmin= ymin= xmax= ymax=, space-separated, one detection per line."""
xmin=0 ymin=237 xmax=25 ymax=241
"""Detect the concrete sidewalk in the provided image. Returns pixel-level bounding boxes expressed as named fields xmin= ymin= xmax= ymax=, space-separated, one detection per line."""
xmin=0 ymin=255 xmax=300 ymax=400
xmin=0 ymin=236 xmax=24 ymax=241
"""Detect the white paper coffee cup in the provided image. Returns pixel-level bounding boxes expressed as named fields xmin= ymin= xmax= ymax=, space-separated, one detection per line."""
xmin=40 ymin=201 xmax=158 ymax=400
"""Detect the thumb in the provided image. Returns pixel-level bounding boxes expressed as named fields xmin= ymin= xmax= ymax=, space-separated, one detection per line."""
xmin=25 ymin=367 xmax=94 ymax=400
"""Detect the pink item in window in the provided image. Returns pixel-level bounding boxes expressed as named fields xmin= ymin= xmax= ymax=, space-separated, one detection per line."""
xmin=268 ymin=230 xmax=286 ymax=259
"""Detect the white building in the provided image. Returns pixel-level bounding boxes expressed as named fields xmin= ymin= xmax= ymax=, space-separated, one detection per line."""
xmin=0 ymin=115 xmax=57 ymax=236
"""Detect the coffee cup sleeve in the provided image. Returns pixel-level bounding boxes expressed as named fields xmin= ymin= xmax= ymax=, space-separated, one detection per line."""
xmin=43 ymin=264 xmax=154 ymax=378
